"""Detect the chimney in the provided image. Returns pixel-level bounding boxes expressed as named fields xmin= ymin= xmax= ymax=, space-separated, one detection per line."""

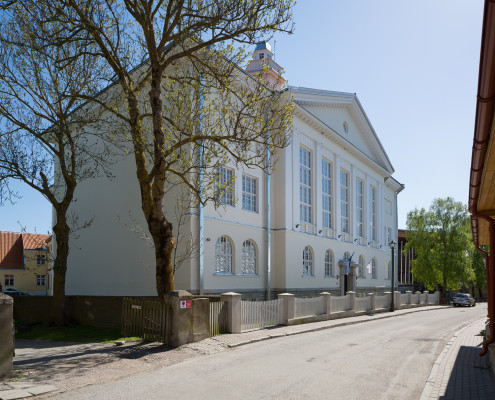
xmin=245 ymin=41 xmax=286 ymax=91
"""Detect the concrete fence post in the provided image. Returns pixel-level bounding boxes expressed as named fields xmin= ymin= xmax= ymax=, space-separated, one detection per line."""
xmin=384 ymin=291 xmax=391 ymax=309
xmin=0 ymin=293 xmax=14 ymax=379
xmin=406 ymin=291 xmax=412 ymax=307
xmin=424 ymin=291 xmax=430 ymax=305
xmin=320 ymin=292 xmax=332 ymax=315
xmin=348 ymin=291 xmax=356 ymax=311
xmin=221 ymin=292 xmax=242 ymax=334
xmin=369 ymin=293 xmax=376 ymax=313
xmin=278 ymin=293 xmax=295 ymax=325
xmin=435 ymin=291 xmax=440 ymax=305
xmin=416 ymin=291 xmax=422 ymax=305
xmin=164 ymin=290 xmax=209 ymax=346
xmin=395 ymin=291 xmax=401 ymax=310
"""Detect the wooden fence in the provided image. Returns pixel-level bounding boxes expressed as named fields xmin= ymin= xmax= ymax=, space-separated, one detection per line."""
xmin=121 ymin=298 xmax=170 ymax=343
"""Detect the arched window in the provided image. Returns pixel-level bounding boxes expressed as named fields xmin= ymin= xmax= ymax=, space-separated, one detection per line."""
xmin=359 ymin=255 xmax=365 ymax=278
xmin=372 ymin=258 xmax=377 ymax=279
xmin=344 ymin=251 xmax=351 ymax=261
xmin=215 ymin=236 xmax=233 ymax=273
xmin=241 ymin=240 xmax=256 ymax=274
xmin=303 ymin=246 xmax=313 ymax=276
xmin=387 ymin=261 xmax=392 ymax=280
xmin=325 ymin=250 xmax=334 ymax=277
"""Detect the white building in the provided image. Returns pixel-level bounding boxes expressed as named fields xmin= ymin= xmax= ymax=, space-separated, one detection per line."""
xmin=64 ymin=42 xmax=404 ymax=298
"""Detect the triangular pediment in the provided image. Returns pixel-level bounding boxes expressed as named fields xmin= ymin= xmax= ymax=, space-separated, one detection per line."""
xmin=290 ymin=87 xmax=394 ymax=173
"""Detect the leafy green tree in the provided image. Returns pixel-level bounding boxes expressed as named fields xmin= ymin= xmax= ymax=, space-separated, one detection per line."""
xmin=405 ymin=197 xmax=474 ymax=295
xmin=469 ymin=246 xmax=487 ymax=297
xmin=29 ymin=0 xmax=296 ymax=296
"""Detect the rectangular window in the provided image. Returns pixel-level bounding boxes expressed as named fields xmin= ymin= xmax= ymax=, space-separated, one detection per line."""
xmin=242 ymin=175 xmax=257 ymax=212
xmin=36 ymin=274 xmax=46 ymax=286
xmin=4 ymin=274 xmax=14 ymax=286
xmin=300 ymin=146 xmax=312 ymax=223
xmin=322 ymin=159 xmax=332 ymax=228
xmin=356 ymin=179 xmax=364 ymax=237
xmin=386 ymin=227 xmax=392 ymax=244
xmin=370 ymin=186 xmax=377 ymax=241
xmin=216 ymin=167 xmax=234 ymax=206
xmin=340 ymin=169 xmax=350 ymax=233
xmin=37 ymin=254 xmax=46 ymax=265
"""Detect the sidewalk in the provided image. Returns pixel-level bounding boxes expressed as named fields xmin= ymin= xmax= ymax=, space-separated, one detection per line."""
xmin=420 ymin=318 xmax=495 ymax=400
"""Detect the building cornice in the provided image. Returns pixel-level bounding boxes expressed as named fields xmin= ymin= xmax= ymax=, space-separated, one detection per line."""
xmin=293 ymin=103 xmax=392 ymax=177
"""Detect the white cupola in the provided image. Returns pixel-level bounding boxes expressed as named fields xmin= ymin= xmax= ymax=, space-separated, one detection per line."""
xmin=245 ymin=41 xmax=286 ymax=91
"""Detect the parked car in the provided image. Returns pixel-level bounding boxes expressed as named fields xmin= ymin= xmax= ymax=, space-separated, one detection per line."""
xmin=452 ymin=293 xmax=476 ymax=307
xmin=2 ymin=288 xmax=31 ymax=296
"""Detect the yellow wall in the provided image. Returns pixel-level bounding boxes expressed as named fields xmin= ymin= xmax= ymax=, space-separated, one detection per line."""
xmin=1 ymin=249 xmax=51 ymax=295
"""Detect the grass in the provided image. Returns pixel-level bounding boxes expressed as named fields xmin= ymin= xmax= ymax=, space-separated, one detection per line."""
xmin=15 ymin=323 xmax=141 ymax=343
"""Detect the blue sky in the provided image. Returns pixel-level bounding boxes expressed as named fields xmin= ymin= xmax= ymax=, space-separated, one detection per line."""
xmin=0 ymin=0 xmax=484 ymax=233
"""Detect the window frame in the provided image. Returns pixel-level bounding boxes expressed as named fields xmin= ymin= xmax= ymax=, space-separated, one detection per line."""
xmin=242 ymin=174 xmax=258 ymax=212
xmin=302 ymin=246 xmax=314 ymax=276
xmin=4 ymin=274 xmax=14 ymax=286
xmin=37 ymin=254 xmax=46 ymax=266
xmin=324 ymin=250 xmax=334 ymax=277
xmin=36 ymin=274 xmax=46 ymax=286
xmin=299 ymin=146 xmax=312 ymax=224
xmin=241 ymin=240 xmax=257 ymax=275
xmin=369 ymin=186 xmax=377 ymax=241
xmin=371 ymin=258 xmax=377 ymax=279
xmin=359 ymin=255 xmax=365 ymax=278
xmin=340 ymin=169 xmax=350 ymax=234
xmin=215 ymin=236 xmax=233 ymax=274
xmin=356 ymin=178 xmax=364 ymax=238
xmin=216 ymin=167 xmax=235 ymax=206
xmin=322 ymin=159 xmax=333 ymax=229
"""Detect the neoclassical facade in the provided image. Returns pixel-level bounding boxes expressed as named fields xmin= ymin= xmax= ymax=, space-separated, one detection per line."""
xmin=63 ymin=43 xmax=403 ymax=298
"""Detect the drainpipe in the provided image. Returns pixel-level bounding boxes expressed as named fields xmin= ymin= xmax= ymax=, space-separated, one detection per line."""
xmin=473 ymin=234 xmax=490 ymax=318
xmin=198 ymin=83 xmax=204 ymax=295
xmin=265 ymin=127 xmax=271 ymax=301
xmin=471 ymin=207 xmax=495 ymax=356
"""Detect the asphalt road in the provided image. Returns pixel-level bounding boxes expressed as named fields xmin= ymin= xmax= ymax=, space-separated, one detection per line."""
xmin=48 ymin=305 xmax=487 ymax=400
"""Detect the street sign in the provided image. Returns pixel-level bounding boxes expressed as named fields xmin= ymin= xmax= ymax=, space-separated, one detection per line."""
xmin=180 ymin=300 xmax=192 ymax=309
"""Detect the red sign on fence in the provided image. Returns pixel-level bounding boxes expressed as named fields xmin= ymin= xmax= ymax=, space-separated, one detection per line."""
xmin=131 ymin=305 xmax=142 ymax=310
xmin=180 ymin=300 xmax=192 ymax=309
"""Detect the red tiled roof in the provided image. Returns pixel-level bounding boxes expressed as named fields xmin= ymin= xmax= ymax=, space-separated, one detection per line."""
xmin=0 ymin=232 xmax=23 ymax=269
xmin=0 ymin=231 xmax=51 ymax=269
xmin=21 ymin=233 xmax=51 ymax=250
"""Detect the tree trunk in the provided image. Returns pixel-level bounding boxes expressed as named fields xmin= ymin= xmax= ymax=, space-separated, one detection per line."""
xmin=149 ymin=216 xmax=175 ymax=296
xmin=51 ymin=216 xmax=70 ymax=325
xmin=443 ymin=276 xmax=447 ymax=296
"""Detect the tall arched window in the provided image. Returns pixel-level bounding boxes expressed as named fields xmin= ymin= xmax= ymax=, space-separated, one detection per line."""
xmin=303 ymin=246 xmax=313 ymax=276
xmin=344 ymin=251 xmax=351 ymax=261
xmin=215 ymin=236 xmax=233 ymax=273
xmin=325 ymin=250 xmax=334 ymax=277
xmin=359 ymin=255 xmax=365 ymax=278
xmin=372 ymin=258 xmax=377 ymax=279
xmin=241 ymin=240 xmax=256 ymax=274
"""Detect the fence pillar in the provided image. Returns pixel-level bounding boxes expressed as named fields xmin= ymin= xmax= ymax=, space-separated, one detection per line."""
xmin=369 ymin=293 xmax=376 ymax=313
xmin=435 ymin=291 xmax=440 ymax=305
xmin=395 ymin=291 xmax=401 ymax=310
xmin=348 ymin=291 xmax=356 ymax=311
xmin=0 ymin=293 xmax=14 ymax=379
xmin=406 ymin=291 xmax=412 ymax=307
xmin=278 ymin=293 xmax=295 ymax=325
xmin=221 ymin=292 xmax=242 ymax=334
xmin=416 ymin=291 xmax=422 ymax=305
xmin=384 ymin=292 xmax=391 ymax=309
xmin=320 ymin=292 xmax=332 ymax=314
xmin=165 ymin=290 xmax=208 ymax=346
xmin=424 ymin=291 xmax=430 ymax=305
